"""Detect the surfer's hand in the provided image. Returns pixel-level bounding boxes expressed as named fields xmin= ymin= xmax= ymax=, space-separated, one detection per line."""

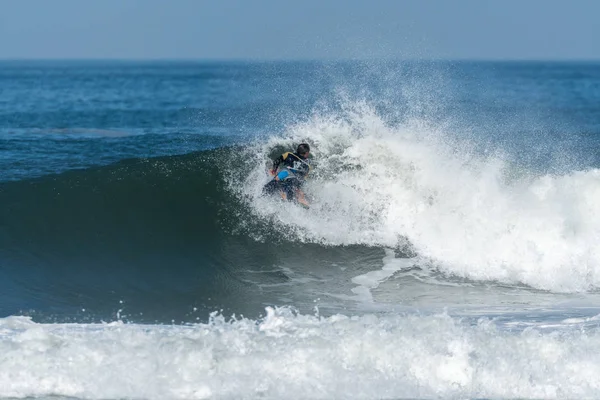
xmin=270 ymin=169 xmax=277 ymax=176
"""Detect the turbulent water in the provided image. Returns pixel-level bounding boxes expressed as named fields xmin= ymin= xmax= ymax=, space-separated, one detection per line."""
xmin=2 ymin=60 xmax=600 ymax=399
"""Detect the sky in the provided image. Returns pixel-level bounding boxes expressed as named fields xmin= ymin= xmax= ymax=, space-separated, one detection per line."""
xmin=1 ymin=0 xmax=599 ymax=60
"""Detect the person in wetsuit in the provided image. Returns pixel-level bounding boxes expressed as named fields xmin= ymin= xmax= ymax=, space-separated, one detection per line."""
xmin=263 ymin=143 xmax=311 ymax=206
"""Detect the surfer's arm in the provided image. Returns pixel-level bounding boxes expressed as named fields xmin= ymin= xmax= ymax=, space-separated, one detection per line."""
xmin=270 ymin=153 xmax=289 ymax=175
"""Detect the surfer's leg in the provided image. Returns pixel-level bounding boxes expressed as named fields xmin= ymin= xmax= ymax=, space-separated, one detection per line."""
xmin=282 ymin=182 xmax=296 ymax=201
xmin=262 ymin=180 xmax=279 ymax=195
xmin=296 ymin=189 xmax=309 ymax=207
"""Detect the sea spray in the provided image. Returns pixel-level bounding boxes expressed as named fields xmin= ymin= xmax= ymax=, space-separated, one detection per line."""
xmin=237 ymin=101 xmax=600 ymax=292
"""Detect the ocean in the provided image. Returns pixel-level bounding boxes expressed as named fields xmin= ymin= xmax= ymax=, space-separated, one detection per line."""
xmin=1 ymin=60 xmax=600 ymax=398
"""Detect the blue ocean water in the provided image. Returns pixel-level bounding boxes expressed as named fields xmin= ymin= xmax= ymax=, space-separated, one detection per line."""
xmin=2 ymin=60 xmax=600 ymax=398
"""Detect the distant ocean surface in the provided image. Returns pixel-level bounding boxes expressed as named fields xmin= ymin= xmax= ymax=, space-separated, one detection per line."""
xmin=2 ymin=60 xmax=600 ymax=399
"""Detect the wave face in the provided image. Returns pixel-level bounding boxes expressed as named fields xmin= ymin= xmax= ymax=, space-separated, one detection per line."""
xmin=0 ymin=148 xmax=261 ymax=322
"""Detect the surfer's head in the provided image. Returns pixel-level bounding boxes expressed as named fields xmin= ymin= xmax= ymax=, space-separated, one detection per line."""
xmin=297 ymin=143 xmax=310 ymax=158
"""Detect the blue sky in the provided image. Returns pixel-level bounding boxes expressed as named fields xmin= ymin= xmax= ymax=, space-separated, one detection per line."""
xmin=1 ymin=0 xmax=599 ymax=60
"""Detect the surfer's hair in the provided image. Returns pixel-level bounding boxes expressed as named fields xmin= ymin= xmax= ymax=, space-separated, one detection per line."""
xmin=297 ymin=143 xmax=310 ymax=155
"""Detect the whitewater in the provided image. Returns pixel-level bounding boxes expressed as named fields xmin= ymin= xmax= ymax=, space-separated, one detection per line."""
xmin=242 ymin=102 xmax=600 ymax=292
xmin=3 ymin=307 xmax=600 ymax=399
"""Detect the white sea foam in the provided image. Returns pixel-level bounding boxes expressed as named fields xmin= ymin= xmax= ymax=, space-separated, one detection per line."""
xmin=239 ymin=101 xmax=600 ymax=292
xmin=1 ymin=309 xmax=600 ymax=399
xmin=350 ymin=249 xmax=413 ymax=302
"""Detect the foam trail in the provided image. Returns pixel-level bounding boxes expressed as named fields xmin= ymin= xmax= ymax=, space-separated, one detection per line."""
xmin=238 ymin=101 xmax=600 ymax=292
xmin=351 ymin=249 xmax=414 ymax=302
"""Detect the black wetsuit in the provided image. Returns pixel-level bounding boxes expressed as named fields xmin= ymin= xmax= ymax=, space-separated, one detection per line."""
xmin=263 ymin=152 xmax=310 ymax=201
xmin=272 ymin=152 xmax=311 ymax=176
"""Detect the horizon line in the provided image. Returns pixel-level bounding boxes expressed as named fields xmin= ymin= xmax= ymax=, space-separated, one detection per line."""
xmin=1 ymin=57 xmax=600 ymax=63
